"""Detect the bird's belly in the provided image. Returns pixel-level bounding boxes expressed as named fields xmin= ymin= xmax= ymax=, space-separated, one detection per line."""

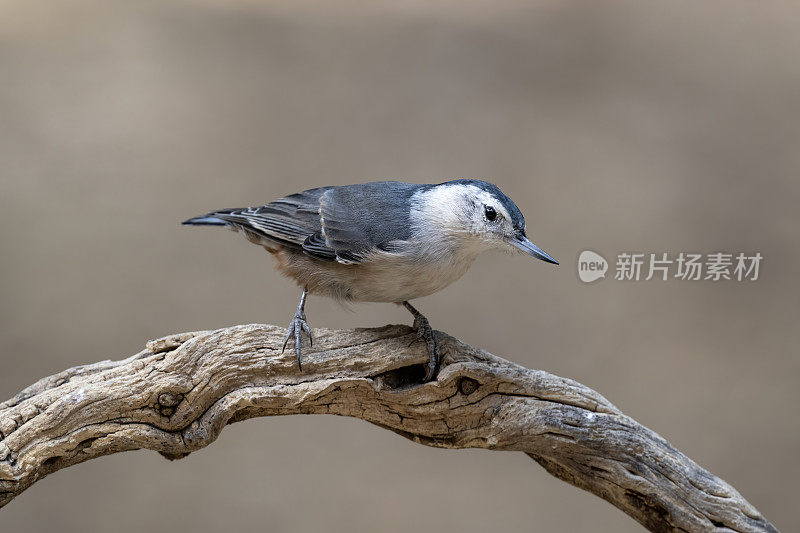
xmin=272 ymin=248 xmax=477 ymax=303
xmin=344 ymin=254 xmax=477 ymax=302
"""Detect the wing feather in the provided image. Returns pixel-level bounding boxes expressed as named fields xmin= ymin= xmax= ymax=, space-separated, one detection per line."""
xmin=315 ymin=182 xmax=419 ymax=263
xmin=201 ymin=187 xmax=330 ymax=250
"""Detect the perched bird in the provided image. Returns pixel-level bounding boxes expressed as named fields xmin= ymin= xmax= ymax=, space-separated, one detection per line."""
xmin=183 ymin=179 xmax=557 ymax=380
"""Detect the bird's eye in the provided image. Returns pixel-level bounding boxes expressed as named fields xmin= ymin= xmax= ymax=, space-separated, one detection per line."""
xmin=484 ymin=205 xmax=497 ymax=221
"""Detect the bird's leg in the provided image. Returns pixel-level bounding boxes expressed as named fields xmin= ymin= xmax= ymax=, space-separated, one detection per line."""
xmin=282 ymin=287 xmax=313 ymax=370
xmin=401 ymin=301 xmax=440 ymax=381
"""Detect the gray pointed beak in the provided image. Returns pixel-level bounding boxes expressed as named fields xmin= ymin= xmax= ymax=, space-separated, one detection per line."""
xmin=511 ymin=236 xmax=559 ymax=265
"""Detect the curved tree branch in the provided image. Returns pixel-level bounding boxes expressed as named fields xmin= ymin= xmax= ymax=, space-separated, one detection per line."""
xmin=0 ymin=324 xmax=775 ymax=532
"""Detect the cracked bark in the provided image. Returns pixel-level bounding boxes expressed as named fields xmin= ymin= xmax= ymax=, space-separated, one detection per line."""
xmin=0 ymin=324 xmax=776 ymax=532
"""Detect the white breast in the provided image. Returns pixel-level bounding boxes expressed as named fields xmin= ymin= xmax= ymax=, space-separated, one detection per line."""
xmin=345 ymin=247 xmax=481 ymax=302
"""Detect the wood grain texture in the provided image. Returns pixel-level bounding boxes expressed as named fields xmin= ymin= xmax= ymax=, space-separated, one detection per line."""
xmin=0 ymin=324 xmax=776 ymax=532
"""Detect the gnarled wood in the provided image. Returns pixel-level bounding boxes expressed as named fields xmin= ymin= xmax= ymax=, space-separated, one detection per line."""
xmin=0 ymin=324 xmax=775 ymax=532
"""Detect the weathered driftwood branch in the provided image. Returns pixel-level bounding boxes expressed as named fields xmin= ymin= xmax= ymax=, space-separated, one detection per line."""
xmin=0 ymin=325 xmax=775 ymax=532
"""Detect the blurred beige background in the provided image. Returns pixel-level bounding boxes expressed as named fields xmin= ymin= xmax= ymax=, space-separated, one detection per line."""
xmin=1 ymin=0 xmax=798 ymax=531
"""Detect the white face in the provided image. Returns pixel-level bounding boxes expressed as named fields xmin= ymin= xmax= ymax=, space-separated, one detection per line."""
xmin=409 ymin=183 xmax=558 ymax=265
xmin=410 ymin=184 xmax=521 ymax=253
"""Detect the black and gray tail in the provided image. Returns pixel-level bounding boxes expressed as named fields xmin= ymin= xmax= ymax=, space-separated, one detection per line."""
xmin=182 ymin=214 xmax=230 ymax=226
xmin=182 ymin=208 xmax=245 ymax=227
xmin=181 ymin=208 xmax=287 ymax=251
xmin=182 ymin=195 xmax=327 ymax=253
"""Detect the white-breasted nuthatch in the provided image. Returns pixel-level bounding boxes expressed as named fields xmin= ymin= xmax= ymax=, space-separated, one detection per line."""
xmin=183 ymin=179 xmax=557 ymax=380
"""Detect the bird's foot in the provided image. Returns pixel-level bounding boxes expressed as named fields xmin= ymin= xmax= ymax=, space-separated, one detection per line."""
xmin=282 ymin=310 xmax=312 ymax=370
xmin=410 ymin=313 xmax=439 ymax=382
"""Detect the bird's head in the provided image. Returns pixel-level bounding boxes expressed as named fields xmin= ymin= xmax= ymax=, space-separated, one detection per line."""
xmin=411 ymin=179 xmax=558 ymax=265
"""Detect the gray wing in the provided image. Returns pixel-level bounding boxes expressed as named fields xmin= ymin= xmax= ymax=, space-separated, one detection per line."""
xmin=312 ymin=181 xmax=421 ymax=264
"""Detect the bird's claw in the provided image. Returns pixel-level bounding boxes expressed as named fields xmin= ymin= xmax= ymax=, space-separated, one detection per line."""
xmin=282 ymin=311 xmax=313 ymax=370
xmin=409 ymin=314 xmax=439 ymax=381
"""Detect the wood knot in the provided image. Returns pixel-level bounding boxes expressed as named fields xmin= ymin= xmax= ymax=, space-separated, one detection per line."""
xmin=158 ymin=393 xmax=183 ymax=407
xmin=458 ymin=377 xmax=480 ymax=396
xmin=157 ymin=392 xmax=184 ymax=416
